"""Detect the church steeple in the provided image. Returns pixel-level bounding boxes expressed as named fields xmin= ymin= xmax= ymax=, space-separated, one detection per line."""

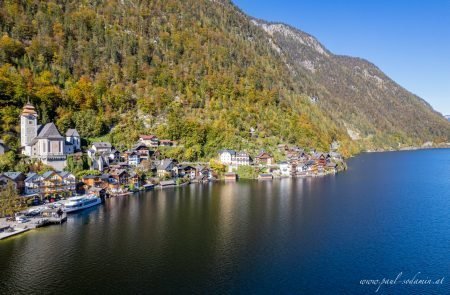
xmin=20 ymin=102 xmax=38 ymax=155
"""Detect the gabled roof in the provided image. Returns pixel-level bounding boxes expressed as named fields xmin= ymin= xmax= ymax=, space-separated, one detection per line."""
xmin=37 ymin=123 xmax=64 ymax=139
xmin=59 ymin=171 xmax=74 ymax=178
xmin=66 ymin=129 xmax=80 ymax=137
xmin=139 ymin=135 xmax=158 ymax=140
xmin=132 ymin=143 xmax=149 ymax=150
xmin=25 ymin=172 xmax=38 ymax=182
xmin=236 ymin=152 xmax=250 ymax=157
xmin=195 ymin=165 xmax=206 ymax=171
xmin=92 ymin=142 xmax=112 ymax=149
xmin=2 ymin=172 xmax=24 ymax=181
xmin=111 ymin=169 xmax=128 ymax=176
xmin=256 ymin=151 xmax=272 ymax=158
xmin=157 ymin=159 xmax=174 ymax=171
xmin=219 ymin=149 xmax=236 ymax=155
xmin=42 ymin=171 xmax=56 ymax=179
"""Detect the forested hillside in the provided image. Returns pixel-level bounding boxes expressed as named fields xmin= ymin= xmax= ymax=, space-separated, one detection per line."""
xmin=253 ymin=20 xmax=450 ymax=149
xmin=0 ymin=0 xmax=448 ymax=161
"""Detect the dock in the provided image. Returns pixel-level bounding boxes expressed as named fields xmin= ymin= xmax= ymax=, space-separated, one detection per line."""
xmin=0 ymin=212 xmax=67 ymax=241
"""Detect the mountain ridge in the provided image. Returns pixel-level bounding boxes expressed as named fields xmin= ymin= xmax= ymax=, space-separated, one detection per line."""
xmin=0 ymin=0 xmax=448 ymax=162
xmin=250 ymin=18 xmax=450 ymax=148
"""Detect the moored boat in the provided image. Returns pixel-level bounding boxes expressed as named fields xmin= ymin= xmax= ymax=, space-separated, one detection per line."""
xmin=63 ymin=195 xmax=101 ymax=213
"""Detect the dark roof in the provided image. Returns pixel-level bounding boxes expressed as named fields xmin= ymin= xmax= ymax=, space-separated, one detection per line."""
xmin=111 ymin=169 xmax=127 ymax=176
xmin=157 ymin=159 xmax=174 ymax=171
xmin=42 ymin=171 xmax=56 ymax=179
xmin=37 ymin=123 xmax=63 ymax=139
xmin=139 ymin=135 xmax=157 ymax=140
xmin=25 ymin=172 xmax=38 ymax=182
xmin=2 ymin=172 xmax=24 ymax=181
xmin=66 ymin=129 xmax=80 ymax=137
xmin=219 ymin=149 xmax=236 ymax=155
xmin=132 ymin=143 xmax=149 ymax=150
xmin=59 ymin=171 xmax=74 ymax=178
xmin=93 ymin=142 xmax=112 ymax=149
xmin=256 ymin=151 xmax=272 ymax=158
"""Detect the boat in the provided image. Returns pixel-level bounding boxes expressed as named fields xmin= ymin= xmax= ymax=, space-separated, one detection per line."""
xmin=63 ymin=195 xmax=101 ymax=213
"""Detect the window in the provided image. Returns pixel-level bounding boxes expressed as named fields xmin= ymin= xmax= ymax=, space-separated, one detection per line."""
xmin=29 ymin=120 xmax=33 ymax=124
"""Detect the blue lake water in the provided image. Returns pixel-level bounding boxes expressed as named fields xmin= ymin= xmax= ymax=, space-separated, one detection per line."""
xmin=0 ymin=149 xmax=450 ymax=294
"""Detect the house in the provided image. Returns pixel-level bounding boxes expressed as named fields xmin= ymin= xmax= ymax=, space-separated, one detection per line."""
xmin=82 ymin=175 xmax=103 ymax=188
xmin=20 ymin=103 xmax=79 ymax=170
xmin=314 ymin=153 xmax=329 ymax=167
xmin=59 ymin=171 xmax=76 ymax=192
xmin=2 ymin=172 xmax=26 ymax=194
xmin=177 ymin=165 xmax=196 ymax=179
xmin=139 ymin=135 xmax=159 ymax=147
xmin=219 ymin=150 xmax=236 ymax=165
xmin=41 ymin=171 xmax=64 ymax=196
xmin=127 ymin=151 xmax=141 ymax=167
xmin=233 ymin=152 xmax=252 ymax=166
xmin=88 ymin=187 xmax=106 ymax=198
xmin=255 ymin=151 xmax=274 ymax=166
xmin=24 ymin=172 xmax=42 ymax=195
xmin=160 ymin=140 xmax=175 ymax=147
xmin=278 ymin=162 xmax=290 ymax=177
xmin=108 ymin=149 xmax=121 ymax=162
xmin=194 ymin=165 xmax=210 ymax=179
xmin=110 ymin=169 xmax=129 ymax=185
xmin=91 ymin=142 xmax=112 ymax=154
xmin=90 ymin=154 xmax=110 ymax=172
xmin=157 ymin=159 xmax=177 ymax=178
xmin=132 ymin=143 xmax=150 ymax=161
xmin=66 ymin=129 xmax=81 ymax=151
xmin=129 ymin=172 xmax=141 ymax=188
xmin=0 ymin=140 xmax=10 ymax=155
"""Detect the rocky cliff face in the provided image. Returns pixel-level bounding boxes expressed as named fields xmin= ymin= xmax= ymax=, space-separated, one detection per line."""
xmin=252 ymin=19 xmax=450 ymax=148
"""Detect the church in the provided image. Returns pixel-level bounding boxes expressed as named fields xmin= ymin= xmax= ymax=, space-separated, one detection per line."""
xmin=20 ymin=103 xmax=81 ymax=171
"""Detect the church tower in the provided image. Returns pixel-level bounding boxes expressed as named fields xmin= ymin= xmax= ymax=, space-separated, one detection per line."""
xmin=20 ymin=103 xmax=38 ymax=156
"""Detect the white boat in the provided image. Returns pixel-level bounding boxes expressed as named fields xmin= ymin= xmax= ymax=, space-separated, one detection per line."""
xmin=63 ymin=195 xmax=101 ymax=213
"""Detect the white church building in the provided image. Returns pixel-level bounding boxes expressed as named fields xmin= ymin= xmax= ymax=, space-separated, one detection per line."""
xmin=20 ymin=103 xmax=81 ymax=171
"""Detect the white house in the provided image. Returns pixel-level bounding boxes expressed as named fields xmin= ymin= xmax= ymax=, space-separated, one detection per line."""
xmin=219 ymin=150 xmax=236 ymax=165
xmin=278 ymin=162 xmax=290 ymax=177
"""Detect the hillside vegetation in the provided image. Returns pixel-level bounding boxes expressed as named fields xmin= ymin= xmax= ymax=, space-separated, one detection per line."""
xmin=0 ymin=0 xmax=448 ymax=161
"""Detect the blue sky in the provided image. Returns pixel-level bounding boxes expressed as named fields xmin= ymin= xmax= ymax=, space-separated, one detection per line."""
xmin=232 ymin=0 xmax=450 ymax=115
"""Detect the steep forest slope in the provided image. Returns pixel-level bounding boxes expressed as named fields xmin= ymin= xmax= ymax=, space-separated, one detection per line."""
xmin=253 ymin=20 xmax=450 ymax=149
xmin=0 ymin=0 xmax=448 ymax=161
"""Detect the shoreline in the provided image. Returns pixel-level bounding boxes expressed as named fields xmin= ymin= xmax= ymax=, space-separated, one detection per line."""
xmin=363 ymin=145 xmax=450 ymax=154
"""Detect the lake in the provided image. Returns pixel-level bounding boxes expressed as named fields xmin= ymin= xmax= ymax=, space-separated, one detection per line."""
xmin=1 ymin=149 xmax=450 ymax=294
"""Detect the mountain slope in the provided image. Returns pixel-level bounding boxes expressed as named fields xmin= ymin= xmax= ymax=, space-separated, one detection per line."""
xmin=0 ymin=0 xmax=448 ymax=161
xmin=252 ymin=19 xmax=450 ymax=148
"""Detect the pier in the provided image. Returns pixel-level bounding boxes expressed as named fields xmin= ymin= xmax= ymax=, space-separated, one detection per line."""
xmin=0 ymin=212 xmax=67 ymax=241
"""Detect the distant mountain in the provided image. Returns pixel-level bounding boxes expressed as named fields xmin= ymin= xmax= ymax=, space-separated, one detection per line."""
xmin=445 ymin=115 xmax=450 ymax=122
xmin=251 ymin=19 xmax=450 ymax=148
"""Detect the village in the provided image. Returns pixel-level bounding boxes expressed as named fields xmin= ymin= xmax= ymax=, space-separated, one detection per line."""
xmin=0 ymin=103 xmax=345 ymax=239
xmin=0 ymin=103 xmax=346 ymax=200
